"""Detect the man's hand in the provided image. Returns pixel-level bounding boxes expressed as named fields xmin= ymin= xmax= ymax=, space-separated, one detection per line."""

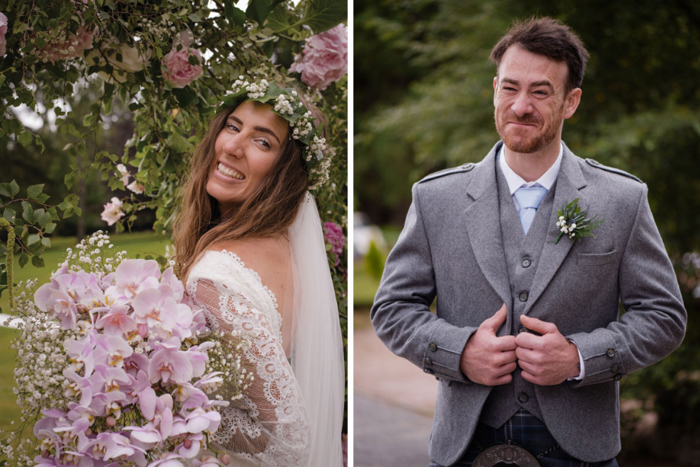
xmin=460 ymin=304 xmax=517 ymax=386
xmin=515 ymin=315 xmax=580 ymax=385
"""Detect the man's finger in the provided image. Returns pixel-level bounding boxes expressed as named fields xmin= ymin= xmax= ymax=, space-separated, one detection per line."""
xmin=481 ymin=303 xmax=508 ymax=334
xmin=494 ymin=335 xmax=517 ymax=352
xmin=514 ymin=331 xmax=541 ymax=350
xmin=520 ymin=314 xmax=558 ymax=335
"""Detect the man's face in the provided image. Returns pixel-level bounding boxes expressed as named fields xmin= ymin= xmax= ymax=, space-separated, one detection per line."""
xmin=493 ymin=45 xmax=580 ymax=154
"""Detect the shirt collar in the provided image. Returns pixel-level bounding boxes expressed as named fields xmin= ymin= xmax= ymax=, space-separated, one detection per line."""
xmin=498 ymin=142 xmax=563 ymax=195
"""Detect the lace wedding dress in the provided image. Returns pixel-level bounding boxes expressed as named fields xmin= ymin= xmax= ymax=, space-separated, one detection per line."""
xmin=186 ymin=194 xmax=344 ymax=467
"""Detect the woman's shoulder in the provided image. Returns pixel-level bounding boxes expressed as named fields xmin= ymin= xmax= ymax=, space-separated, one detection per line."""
xmin=207 ymin=236 xmax=290 ymax=278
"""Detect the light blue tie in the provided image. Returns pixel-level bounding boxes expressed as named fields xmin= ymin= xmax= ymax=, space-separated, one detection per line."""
xmin=513 ymin=186 xmax=548 ymax=234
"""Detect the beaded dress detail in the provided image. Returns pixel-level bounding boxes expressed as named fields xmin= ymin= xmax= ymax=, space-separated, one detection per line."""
xmin=187 ymin=250 xmax=310 ymax=466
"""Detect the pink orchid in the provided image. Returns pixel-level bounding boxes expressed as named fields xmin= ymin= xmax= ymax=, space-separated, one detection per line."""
xmin=89 ymin=363 xmax=131 ymax=395
xmin=160 ymin=267 xmax=185 ymax=301
xmin=127 ymin=393 xmax=175 ymax=445
xmin=80 ymin=432 xmax=141 ymax=461
xmin=93 ymin=333 xmax=133 ymax=368
xmin=123 ymin=353 xmax=150 ymax=379
xmin=147 ymin=452 xmax=185 ymax=467
xmin=175 ymin=432 xmax=205 ymax=459
xmin=35 ymin=284 xmax=79 ymax=329
xmin=96 ymin=305 xmax=137 ymax=335
xmin=65 ymin=336 xmax=97 ymax=376
xmin=63 ymin=368 xmax=94 ymax=407
xmin=106 ymin=259 xmax=161 ymax=301
xmin=132 ymin=285 xmax=188 ymax=338
xmin=148 ymin=344 xmax=193 ymax=384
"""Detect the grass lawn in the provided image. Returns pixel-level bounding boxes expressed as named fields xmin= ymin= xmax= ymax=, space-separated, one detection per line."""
xmin=353 ymin=262 xmax=381 ymax=309
xmin=0 ymin=231 xmax=169 ymax=433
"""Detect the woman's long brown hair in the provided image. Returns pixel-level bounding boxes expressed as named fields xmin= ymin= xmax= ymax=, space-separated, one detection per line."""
xmin=173 ymin=106 xmax=309 ymax=281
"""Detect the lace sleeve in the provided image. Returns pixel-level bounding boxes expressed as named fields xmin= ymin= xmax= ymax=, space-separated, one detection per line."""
xmin=190 ymin=278 xmax=310 ymax=467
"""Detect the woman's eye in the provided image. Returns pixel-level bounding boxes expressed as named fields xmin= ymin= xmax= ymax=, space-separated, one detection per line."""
xmin=227 ymin=124 xmax=240 ymax=131
xmin=256 ymin=139 xmax=271 ymax=149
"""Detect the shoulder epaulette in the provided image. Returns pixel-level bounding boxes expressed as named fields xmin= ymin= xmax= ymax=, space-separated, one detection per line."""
xmin=585 ymin=159 xmax=643 ymax=183
xmin=418 ymin=163 xmax=476 ymax=184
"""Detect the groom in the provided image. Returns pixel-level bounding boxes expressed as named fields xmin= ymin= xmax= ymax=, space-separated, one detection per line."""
xmin=371 ymin=17 xmax=686 ymax=466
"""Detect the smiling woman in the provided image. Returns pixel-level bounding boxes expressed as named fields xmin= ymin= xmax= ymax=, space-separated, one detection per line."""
xmin=207 ymin=101 xmax=290 ymax=211
xmin=171 ymin=80 xmax=344 ymax=467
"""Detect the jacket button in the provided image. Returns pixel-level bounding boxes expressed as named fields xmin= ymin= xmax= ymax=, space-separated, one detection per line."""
xmin=522 ymin=257 xmax=532 ymax=268
xmin=424 ymin=368 xmax=434 ymax=375
xmin=519 ymin=291 xmax=529 ymax=302
xmin=429 ymin=342 xmax=438 ymax=352
xmin=613 ymin=373 xmax=622 ymax=381
xmin=518 ymin=392 xmax=529 ymax=403
xmin=424 ymin=358 xmax=432 ymax=366
xmin=606 ymin=348 xmax=615 ymax=358
xmin=611 ymin=364 xmax=621 ymax=373
xmin=518 ymin=325 xmax=526 ymax=334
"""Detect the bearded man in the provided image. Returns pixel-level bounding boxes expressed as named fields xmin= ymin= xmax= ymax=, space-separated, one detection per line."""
xmin=371 ymin=17 xmax=686 ymax=466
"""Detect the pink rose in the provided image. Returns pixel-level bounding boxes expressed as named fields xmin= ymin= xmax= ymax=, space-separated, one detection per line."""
xmin=323 ymin=221 xmax=345 ymax=266
xmin=101 ymin=197 xmax=125 ymax=226
xmin=0 ymin=13 xmax=8 ymax=56
xmin=290 ymin=24 xmax=348 ymax=91
xmin=162 ymin=45 xmax=203 ymax=88
xmin=35 ymin=25 xmax=94 ymax=64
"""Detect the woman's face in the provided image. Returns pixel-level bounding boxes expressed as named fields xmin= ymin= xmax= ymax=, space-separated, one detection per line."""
xmin=206 ymin=100 xmax=289 ymax=212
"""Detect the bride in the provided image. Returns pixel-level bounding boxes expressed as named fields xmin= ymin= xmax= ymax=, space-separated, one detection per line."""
xmin=172 ymin=78 xmax=345 ymax=466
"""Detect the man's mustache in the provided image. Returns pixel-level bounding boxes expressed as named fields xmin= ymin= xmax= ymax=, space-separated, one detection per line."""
xmin=505 ymin=113 xmax=541 ymax=125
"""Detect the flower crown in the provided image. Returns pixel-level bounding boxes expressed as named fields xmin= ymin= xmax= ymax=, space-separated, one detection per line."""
xmin=218 ymin=78 xmax=331 ymax=187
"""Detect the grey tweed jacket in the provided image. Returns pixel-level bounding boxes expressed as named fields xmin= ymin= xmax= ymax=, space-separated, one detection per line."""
xmin=371 ymin=141 xmax=686 ymax=464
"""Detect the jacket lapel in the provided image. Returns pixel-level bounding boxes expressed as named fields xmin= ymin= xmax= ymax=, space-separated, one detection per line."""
xmin=524 ymin=144 xmax=588 ymax=314
xmin=464 ymin=143 xmax=512 ymax=313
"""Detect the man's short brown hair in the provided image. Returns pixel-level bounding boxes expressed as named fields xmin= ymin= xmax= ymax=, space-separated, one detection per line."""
xmin=490 ymin=17 xmax=590 ymax=93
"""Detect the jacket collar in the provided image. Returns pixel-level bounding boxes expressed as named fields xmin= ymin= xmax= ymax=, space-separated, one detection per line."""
xmin=463 ymin=141 xmax=589 ymax=321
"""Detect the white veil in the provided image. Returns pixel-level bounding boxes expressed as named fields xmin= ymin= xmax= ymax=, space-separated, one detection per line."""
xmin=289 ymin=192 xmax=345 ymax=467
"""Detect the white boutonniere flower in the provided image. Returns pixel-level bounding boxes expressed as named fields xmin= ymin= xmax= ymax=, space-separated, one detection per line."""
xmin=555 ymin=198 xmax=604 ymax=244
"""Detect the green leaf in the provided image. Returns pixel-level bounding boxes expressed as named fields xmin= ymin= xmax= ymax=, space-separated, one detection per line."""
xmin=9 ymin=180 xmax=19 ymax=197
xmin=31 ymin=255 xmax=45 ymax=268
xmin=299 ymin=0 xmax=346 ymax=34
xmin=0 ymin=183 xmax=10 ymax=198
xmin=36 ymin=193 xmax=50 ymax=203
xmin=18 ymin=131 xmax=32 ymax=148
xmin=36 ymin=211 xmax=51 ymax=228
xmin=224 ymin=0 xmax=247 ymax=26
xmin=41 ymin=237 xmax=51 ymax=248
xmin=27 ymin=184 xmax=44 ymax=200
xmin=14 ymin=22 xmax=28 ymax=34
xmin=188 ymin=13 xmax=201 ymax=22
xmin=166 ymin=132 xmax=192 ymax=153
xmin=21 ymin=201 xmax=34 ymax=222
xmin=58 ymin=201 xmax=72 ymax=211
xmin=246 ymin=0 xmax=284 ymax=25
xmin=44 ymin=222 xmax=56 ymax=234
xmin=18 ymin=253 xmax=28 ymax=268
xmin=27 ymin=234 xmax=40 ymax=246
xmin=3 ymin=208 xmax=15 ymax=222
xmin=267 ymin=4 xmax=293 ymax=32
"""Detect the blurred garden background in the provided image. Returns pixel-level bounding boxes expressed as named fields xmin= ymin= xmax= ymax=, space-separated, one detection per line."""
xmin=354 ymin=0 xmax=700 ymax=465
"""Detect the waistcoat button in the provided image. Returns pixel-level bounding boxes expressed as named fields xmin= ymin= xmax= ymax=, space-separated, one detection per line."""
xmin=519 ymin=291 xmax=529 ymax=302
xmin=522 ymin=257 xmax=532 ymax=268
xmin=518 ymin=392 xmax=529 ymax=403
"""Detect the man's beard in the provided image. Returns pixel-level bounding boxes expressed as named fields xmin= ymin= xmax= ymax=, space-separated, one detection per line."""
xmin=495 ymin=107 xmax=563 ymax=154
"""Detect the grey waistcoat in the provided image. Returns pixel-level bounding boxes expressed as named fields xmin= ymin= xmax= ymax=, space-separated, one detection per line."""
xmin=480 ymin=160 xmax=555 ymax=428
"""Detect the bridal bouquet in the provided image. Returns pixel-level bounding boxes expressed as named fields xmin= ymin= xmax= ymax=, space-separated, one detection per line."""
xmin=0 ymin=232 xmax=250 ymax=466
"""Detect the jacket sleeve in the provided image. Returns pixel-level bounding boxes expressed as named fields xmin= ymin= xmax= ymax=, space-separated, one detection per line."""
xmin=567 ymin=185 xmax=687 ymax=387
xmin=371 ymin=184 xmax=477 ymax=383
xmin=189 ymin=278 xmax=310 ymax=466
